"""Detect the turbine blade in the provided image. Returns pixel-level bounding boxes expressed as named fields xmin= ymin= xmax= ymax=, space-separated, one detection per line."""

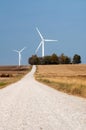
xmin=35 ymin=42 xmax=42 ymax=53
xmin=45 ymin=39 xmax=58 ymax=42
xmin=13 ymin=50 xmax=19 ymax=53
xmin=20 ymin=47 xmax=26 ymax=53
xmin=36 ymin=27 xmax=43 ymax=40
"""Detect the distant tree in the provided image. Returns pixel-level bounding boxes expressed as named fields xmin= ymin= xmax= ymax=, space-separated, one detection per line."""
xmin=50 ymin=53 xmax=59 ymax=64
xmin=29 ymin=55 xmax=40 ymax=65
xmin=72 ymin=54 xmax=81 ymax=64
xmin=28 ymin=53 xmax=73 ymax=65
xmin=38 ymin=57 xmax=44 ymax=65
xmin=59 ymin=53 xmax=71 ymax=64
xmin=43 ymin=56 xmax=51 ymax=64
xmin=59 ymin=53 xmax=65 ymax=64
xmin=64 ymin=56 xmax=71 ymax=64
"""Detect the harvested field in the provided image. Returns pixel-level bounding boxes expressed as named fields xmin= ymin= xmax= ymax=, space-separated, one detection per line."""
xmin=35 ymin=65 xmax=86 ymax=98
xmin=0 ymin=66 xmax=86 ymax=130
xmin=0 ymin=65 xmax=32 ymax=89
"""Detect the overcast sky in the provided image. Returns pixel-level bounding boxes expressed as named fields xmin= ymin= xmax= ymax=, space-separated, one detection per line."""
xmin=0 ymin=0 xmax=86 ymax=65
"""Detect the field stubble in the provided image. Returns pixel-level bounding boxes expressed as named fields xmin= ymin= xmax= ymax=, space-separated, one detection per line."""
xmin=35 ymin=65 xmax=86 ymax=98
xmin=0 ymin=65 xmax=32 ymax=89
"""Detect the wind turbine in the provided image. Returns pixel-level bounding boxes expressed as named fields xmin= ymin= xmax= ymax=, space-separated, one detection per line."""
xmin=36 ymin=27 xmax=58 ymax=57
xmin=13 ymin=47 xmax=26 ymax=66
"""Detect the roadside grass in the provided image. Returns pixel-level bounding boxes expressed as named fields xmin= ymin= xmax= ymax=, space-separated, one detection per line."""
xmin=35 ymin=65 xmax=86 ymax=98
xmin=0 ymin=65 xmax=32 ymax=89
xmin=0 ymin=82 xmax=7 ymax=89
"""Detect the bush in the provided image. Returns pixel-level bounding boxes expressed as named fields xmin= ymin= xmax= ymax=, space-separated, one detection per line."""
xmin=0 ymin=73 xmax=12 ymax=77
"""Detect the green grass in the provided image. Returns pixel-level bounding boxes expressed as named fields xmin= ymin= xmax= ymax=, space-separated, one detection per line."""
xmin=0 ymin=82 xmax=7 ymax=89
xmin=0 ymin=82 xmax=7 ymax=86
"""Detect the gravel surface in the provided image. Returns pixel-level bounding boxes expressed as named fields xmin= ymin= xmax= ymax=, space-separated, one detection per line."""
xmin=0 ymin=65 xmax=86 ymax=130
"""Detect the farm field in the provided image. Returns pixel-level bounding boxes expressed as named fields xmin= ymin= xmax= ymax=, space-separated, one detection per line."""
xmin=0 ymin=65 xmax=32 ymax=89
xmin=35 ymin=65 xmax=86 ymax=98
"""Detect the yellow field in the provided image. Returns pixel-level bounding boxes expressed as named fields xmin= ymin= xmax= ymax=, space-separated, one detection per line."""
xmin=35 ymin=65 xmax=86 ymax=98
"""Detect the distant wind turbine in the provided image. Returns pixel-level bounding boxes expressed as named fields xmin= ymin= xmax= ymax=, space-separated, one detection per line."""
xmin=13 ymin=47 xmax=26 ymax=66
xmin=36 ymin=27 xmax=58 ymax=57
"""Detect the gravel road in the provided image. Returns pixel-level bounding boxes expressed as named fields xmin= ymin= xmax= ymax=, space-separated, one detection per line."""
xmin=0 ymin=65 xmax=86 ymax=130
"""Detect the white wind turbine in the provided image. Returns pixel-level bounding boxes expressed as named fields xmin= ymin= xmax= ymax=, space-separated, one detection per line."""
xmin=36 ymin=27 xmax=58 ymax=57
xmin=13 ymin=47 xmax=26 ymax=66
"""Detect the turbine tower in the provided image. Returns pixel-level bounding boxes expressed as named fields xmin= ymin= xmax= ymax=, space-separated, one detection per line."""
xmin=13 ymin=47 xmax=26 ymax=66
xmin=36 ymin=27 xmax=58 ymax=57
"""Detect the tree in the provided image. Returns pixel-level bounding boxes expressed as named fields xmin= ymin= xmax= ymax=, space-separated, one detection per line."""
xmin=72 ymin=54 xmax=81 ymax=64
xmin=59 ymin=53 xmax=71 ymax=64
xmin=29 ymin=55 xmax=40 ymax=65
xmin=64 ymin=56 xmax=71 ymax=64
xmin=43 ymin=56 xmax=51 ymax=64
xmin=50 ymin=53 xmax=59 ymax=64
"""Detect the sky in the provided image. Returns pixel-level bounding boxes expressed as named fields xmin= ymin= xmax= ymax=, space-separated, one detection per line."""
xmin=0 ymin=0 xmax=86 ymax=65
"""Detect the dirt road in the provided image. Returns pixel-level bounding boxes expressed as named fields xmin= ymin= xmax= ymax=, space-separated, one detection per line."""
xmin=0 ymin=66 xmax=86 ymax=130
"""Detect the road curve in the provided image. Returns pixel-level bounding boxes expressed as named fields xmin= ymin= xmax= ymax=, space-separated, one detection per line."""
xmin=0 ymin=65 xmax=86 ymax=130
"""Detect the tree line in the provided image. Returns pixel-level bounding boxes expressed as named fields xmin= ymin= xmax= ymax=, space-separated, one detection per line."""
xmin=28 ymin=53 xmax=81 ymax=65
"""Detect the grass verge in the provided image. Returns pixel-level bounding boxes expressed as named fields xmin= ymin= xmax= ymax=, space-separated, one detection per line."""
xmin=35 ymin=65 xmax=86 ymax=98
xmin=0 ymin=65 xmax=32 ymax=89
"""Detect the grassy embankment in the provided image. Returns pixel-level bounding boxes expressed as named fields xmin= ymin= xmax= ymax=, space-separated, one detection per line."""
xmin=0 ymin=65 xmax=32 ymax=89
xmin=35 ymin=65 xmax=86 ymax=98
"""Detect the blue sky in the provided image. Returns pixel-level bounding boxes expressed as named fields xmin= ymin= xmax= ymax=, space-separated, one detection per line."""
xmin=0 ymin=0 xmax=86 ymax=65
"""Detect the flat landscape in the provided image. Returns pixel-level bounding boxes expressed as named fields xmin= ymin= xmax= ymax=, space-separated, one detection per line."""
xmin=0 ymin=65 xmax=31 ymax=89
xmin=0 ymin=66 xmax=86 ymax=130
xmin=35 ymin=64 xmax=86 ymax=98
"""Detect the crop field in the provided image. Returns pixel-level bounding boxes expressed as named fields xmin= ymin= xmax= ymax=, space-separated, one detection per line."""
xmin=0 ymin=65 xmax=32 ymax=89
xmin=35 ymin=65 xmax=86 ymax=98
